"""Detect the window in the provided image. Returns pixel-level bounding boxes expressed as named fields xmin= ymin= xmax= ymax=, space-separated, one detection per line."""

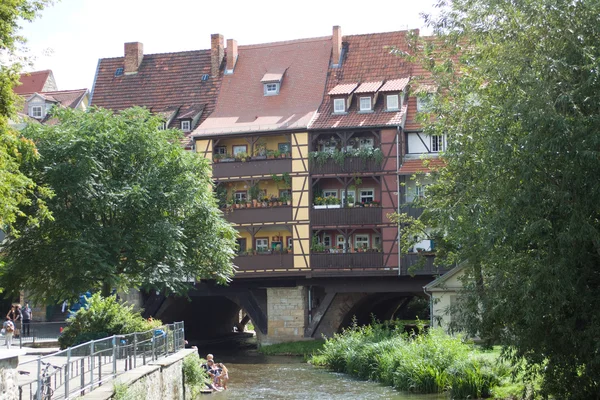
xmin=214 ymin=146 xmax=227 ymax=155
xmin=417 ymin=94 xmax=433 ymax=112
xmin=278 ymin=142 xmax=291 ymax=154
xmin=322 ymin=235 xmax=331 ymax=248
xmin=287 ymin=237 xmax=293 ymax=249
xmin=359 ymin=189 xmax=375 ymax=204
xmin=232 ymin=145 xmax=247 ymax=156
xmin=322 ymin=144 xmax=337 ymax=153
xmin=264 ymin=83 xmax=280 ymax=96
xmin=236 ymin=238 xmax=247 ymax=253
xmin=373 ymin=235 xmax=381 ymax=249
xmin=256 ymin=238 xmax=269 ymax=253
xmin=158 ymin=121 xmax=167 ymax=130
xmin=279 ymin=189 xmax=291 ymax=200
xmin=180 ymin=120 xmax=191 ymax=132
xmin=333 ymin=98 xmax=345 ymax=113
xmin=30 ymin=106 xmax=43 ymax=119
xmin=359 ymin=138 xmax=374 ymax=149
xmin=359 ymin=97 xmax=372 ymax=111
xmin=431 ymin=135 xmax=444 ymax=152
xmin=354 ymin=234 xmax=370 ymax=250
xmin=322 ymin=190 xmax=338 ymax=198
xmin=341 ymin=190 xmax=356 ymax=204
xmin=386 ymin=94 xmax=400 ymax=111
xmin=234 ymin=191 xmax=247 ymax=202
xmin=415 ymin=185 xmax=426 ymax=200
xmin=336 ymin=235 xmax=347 ymax=251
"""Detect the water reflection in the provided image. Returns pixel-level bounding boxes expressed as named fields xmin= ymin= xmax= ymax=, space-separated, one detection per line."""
xmin=206 ymin=353 xmax=445 ymax=400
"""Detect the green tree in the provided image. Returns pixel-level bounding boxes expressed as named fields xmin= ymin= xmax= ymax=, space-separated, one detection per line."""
xmin=408 ymin=0 xmax=600 ymax=397
xmin=0 ymin=0 xmax=53 ymax=233
xmin=1 ymin=107 xmax=238 ymax=302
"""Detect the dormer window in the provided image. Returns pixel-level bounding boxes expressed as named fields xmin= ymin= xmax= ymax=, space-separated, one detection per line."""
xmin=181 ymin=120 xmax=191 ymax=132
xmin=158 ymin=121 xmax=167 ymax=130
xmin=30 ymin=106 xmax=43 ymax=119
xmin=417 ymin=94 xmax=433 ymax=112
xmin=333 ymin=98 xmax=346 ymax=113
xmin=261 ymin=70 xmax=285 ymax=97
xmin=264 ymin=82 xmax=280 ymax=96
xmin=386 ymin=94 xmax=400 ymax=111
xmin=359 ymin=96 xmax=372 ymax=112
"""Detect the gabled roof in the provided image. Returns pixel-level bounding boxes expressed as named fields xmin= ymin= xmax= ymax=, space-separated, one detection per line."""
xmin=312 ymin=30 xmax=416 ymax=130
xmin=193 ymin=37 xmax=331 ymax=136
xmin=15 ymin=70 xmax=56 ymax=94
xmin=91 ymin=49 xmax=221 ymax=143
xmin=19 ymin=89 xmax=89 ymax=115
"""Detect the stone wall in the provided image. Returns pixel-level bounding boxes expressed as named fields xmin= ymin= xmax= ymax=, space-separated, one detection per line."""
xmin=260 ymin=287 xmax=308 ymax=345
xmin=0 ymin=350 xmax=25 ymax=400
xmin=80 ymin=349 xmax=196 ymax=400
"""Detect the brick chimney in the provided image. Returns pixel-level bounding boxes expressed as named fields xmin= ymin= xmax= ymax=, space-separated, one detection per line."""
xmin=124 ymin=42 xmax=143 ymax=74
xmin=226 ymin=39 xmax=238 ymax=74
xmin=211 ymin=34 xmax=224 ymax=77
xmin=332 ymin=26 xmax=342 ymax=67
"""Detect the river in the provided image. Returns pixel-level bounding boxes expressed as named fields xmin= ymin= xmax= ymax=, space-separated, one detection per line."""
xmin=196 ymin=340 xmax=446 ymax=400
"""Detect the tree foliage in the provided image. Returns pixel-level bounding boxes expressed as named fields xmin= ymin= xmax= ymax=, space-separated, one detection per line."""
xmin=58 ymin=293 xmax=162 ymax=349
xmin=1 ymin=107 xmax=238 ymax=302
xmin=410 ymin=0 xmax=600 ymax=397
xmin=0 ymin=0 xmax=53 ymax=233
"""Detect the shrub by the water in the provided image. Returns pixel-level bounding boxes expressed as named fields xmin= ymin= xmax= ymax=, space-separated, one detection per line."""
xmin=58 ymin=293 xmax=162 ymax=349
xmin=182 ymin=353 xmax=210 ymax=397
xmin=311 ymin=321 xmax=503 ymax=398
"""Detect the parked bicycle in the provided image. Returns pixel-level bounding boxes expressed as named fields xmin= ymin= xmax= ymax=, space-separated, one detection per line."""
xmin=34 ymin=361 xmax=60 ymax=400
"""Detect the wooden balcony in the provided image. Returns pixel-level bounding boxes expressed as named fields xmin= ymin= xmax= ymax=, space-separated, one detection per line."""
xmin=399 ymin=204 xmax=424 ymax=219
xmin=212 ymin=158 xmax=292 ymax=179
xmin=311 ymin=252 xmax=383 ymax=269
xmin=223 ymin=206 xmax=292 ymax=224
xmin=401 ymin=254 xmax=449 ymax=275
xmin=234 ymin=253 xmax=294 ymax=272
xmin=310 ymin=156 xmax=382 ymax=175
xmin=311 ymin=206 xmax=382 ymax=226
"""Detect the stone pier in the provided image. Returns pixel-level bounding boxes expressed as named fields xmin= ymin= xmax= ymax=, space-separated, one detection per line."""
xmin=258 ymin=287 xmax=308 ymax=345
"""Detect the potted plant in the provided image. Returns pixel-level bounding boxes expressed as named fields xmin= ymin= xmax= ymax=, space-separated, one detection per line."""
xmin=273 ymin=150 xmax=281 ymax=159
xmin=221 ymin=153 xmax=235 ymax=163
xmin=213 ymin=153 xmax=222 ymax=163
xmin=235 ymin=151 xmax=249 ymax=162
xmin=347 ymin=195 xmax=355 ymax=208
xmin=314 ymin=196 xmax=326 ymax=209
xmin=262 ymin=196 xmax=269 ymax=207
xmin=371 ymin=200 xmax=380 ymax=207
xmin=254 ymin=140 xmax=267 ymax=160
xmin=267 ymin=150 xmax=275 ymax=159
xmin=234 ymin=199 xmax=241 ymax=209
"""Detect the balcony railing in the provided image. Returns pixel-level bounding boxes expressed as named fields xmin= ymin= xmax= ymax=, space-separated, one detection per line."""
xmin=401 ymin=253 xmax=449 ymax=275
xmin=234 ymin=253 xmax=294 ymax=272
xmin=212 ymin=157 xmax=292 ymax=178
xmin=399 ymin=204 xmax=424 ymax=219
xmin=311 ymin=252 xmax=383 ymax=269
xmin=310 ymin=156 xmax=382 ymax=175
xmin=311 ymin=206 xmax=382 ymax=226
xmin=223 ymin=206 xmax=292 ymax=224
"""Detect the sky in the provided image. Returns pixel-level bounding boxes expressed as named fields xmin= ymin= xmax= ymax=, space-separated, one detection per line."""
xmin=17 ymin=0 xmax=438 ymax=92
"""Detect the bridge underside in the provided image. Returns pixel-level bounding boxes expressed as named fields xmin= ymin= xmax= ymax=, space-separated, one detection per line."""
xmin=145 ymin=275 xmax=436 ymax=344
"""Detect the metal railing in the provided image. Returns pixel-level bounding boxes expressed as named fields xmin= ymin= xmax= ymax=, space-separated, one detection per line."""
xmin=18 ymin=322 xmax=68 ymax=348
xmin=18 ymin=321 xmax=185 ymax=400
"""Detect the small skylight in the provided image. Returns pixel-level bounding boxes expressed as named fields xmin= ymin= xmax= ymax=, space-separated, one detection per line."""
xmin=115 ymin=68 xmax=124 ymax=77
xmin=201 ymin=74 xmax=210 ymax=81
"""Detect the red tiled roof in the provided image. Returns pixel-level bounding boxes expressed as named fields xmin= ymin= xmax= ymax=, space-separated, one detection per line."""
xmin=194 ymin=37 xmax=331 ymax=136
xmin=14 ymin=70 xmax=53 ymax=94
xmin=354 ymin=81 xmax=383 ymax=94
xmin=91 ymin=49 xmax=221 ymax=143
xmin=19 ymin=89 xmax=88 ymax=114
xmin=380 ymin=78 xmax=410 ymax=92
xmin=328 ymin=83 xmax=358 ymax=95
xmin=312 ymin=30 xmax=416 ymax=130
xmin=398 ymin=158 xmax=446 ymax=175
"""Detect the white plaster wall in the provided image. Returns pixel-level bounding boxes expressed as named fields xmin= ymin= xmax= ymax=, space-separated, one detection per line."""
xmin=406 ymin=132 xmax=445 ymax=154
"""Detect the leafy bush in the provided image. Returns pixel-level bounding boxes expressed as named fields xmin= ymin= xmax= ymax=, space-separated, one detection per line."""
xmin=311 ymin=321 xmax=506 ymax=397
xmin=182 ymin=353 xmax=210 ymax=397
xmin=58 ymin=293 xmax=161 ymax=349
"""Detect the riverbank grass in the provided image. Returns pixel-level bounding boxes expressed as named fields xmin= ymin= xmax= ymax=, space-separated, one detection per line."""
xmin=259 ymin=339 xmax=325 ymax=358
xmin=310 ymin=322 xmax=514 ymax=398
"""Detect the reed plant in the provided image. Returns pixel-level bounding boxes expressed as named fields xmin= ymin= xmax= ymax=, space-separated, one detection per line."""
xmin=311 ymin=320 xmax=505 ymax=398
